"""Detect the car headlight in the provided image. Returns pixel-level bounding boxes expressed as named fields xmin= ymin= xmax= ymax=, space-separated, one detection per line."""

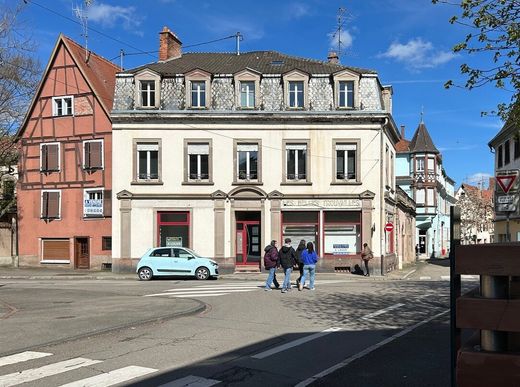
xmin=210 ymin=261 xmax=218 ymax=266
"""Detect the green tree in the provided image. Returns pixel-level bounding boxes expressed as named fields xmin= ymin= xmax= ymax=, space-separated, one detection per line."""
xmin=432 ymin=0 xmax=520 ymax=123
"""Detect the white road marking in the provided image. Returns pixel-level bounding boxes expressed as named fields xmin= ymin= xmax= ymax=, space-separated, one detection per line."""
xmin=159 ymin=375 xmax=220 ymax=387
xmin=361 ymin=304 xmax=405 ymax=320
xmin=251 ymin=327 xmax=343 ymax=359
xmin=440 ymin=276 xmax=450 ymax=281
xmin=419 ymin=276 xmax=431 ymax=280
xmin=462 ymin=275 xmax=479 ymax=280
xmin=0 ymin=351 xmax=52 ymax=368
xmin=295 ymin=309 xmax=450 ymax=387
xmin=58 ymin=365 xmax=157 ymax=387
xmin=174 ymin=293 xmax=229 ymax=298
xmin=0 ymin=357 xmax=102 ymax=387
xmin=145 ymin=289 xmax=257 ymax=297
xmin=164 ymin=286 xmax=261 ymax=291
xmin=402 ymin=269 xmax=417 ymax=279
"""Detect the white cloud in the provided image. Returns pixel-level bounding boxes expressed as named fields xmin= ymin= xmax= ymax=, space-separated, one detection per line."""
xmin=379 ymin=38 xmax=457 ymax=70
xmin=465 ymin=172 xmax=493 ymax=187
xmin=328 ymin=30 xmax=353 ymax=51
xmin=286 ymin=3 xmax=310 ymax=19
xmin=87 ymin=3 xmax=142 ymax=31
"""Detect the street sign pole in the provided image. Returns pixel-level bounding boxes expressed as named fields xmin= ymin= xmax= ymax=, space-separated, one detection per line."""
xmin=506 ymin=213 xmax=510 ymax=243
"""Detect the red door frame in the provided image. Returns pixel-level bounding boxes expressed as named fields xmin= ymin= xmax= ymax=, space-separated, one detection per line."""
xmin=236 ymin=220 xmax=260 ymax=265
xmin=156 ymin=211 xmax=191 ymax=247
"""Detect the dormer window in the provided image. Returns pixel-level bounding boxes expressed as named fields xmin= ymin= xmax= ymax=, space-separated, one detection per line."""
xmin=185 ymin=69 xmax=211 ymax=109
xmin=191 ymin=81 xmax=206 ymax=108
xmin=333 ymin=69 xmax=359 ymax=109
xmin=234 ymin=69 xmax=261 ymax=109
xmin=134 ymin=69 xmax=161 ymax=109
xmin=140 ymin=80 xmax=156 ymax=107
xmin=283 ymin=70 xmax=309 ymax=110
xmin=240 ymin=81 xmax=255 ymax=108
xmin=288 ymin=81 xmax=304 ymax=108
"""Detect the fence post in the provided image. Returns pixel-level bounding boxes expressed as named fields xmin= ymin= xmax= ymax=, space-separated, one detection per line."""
xmin=450 ymin=206 xmax=461 ymax=387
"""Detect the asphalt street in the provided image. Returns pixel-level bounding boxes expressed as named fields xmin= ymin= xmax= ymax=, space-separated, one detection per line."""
xmin=0 ymin=259 xmax=475 ymax=386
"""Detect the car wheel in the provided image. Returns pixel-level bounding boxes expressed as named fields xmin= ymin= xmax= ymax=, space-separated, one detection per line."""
xmin=138 ymin=267 xmax=153 ymax=281
xmin=195 ymin=266 xmax=210 ymax=280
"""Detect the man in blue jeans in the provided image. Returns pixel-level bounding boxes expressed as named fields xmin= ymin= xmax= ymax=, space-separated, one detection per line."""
xmin=299 ymin=241 xmax=318 ymax=291
xmin=278 ymin=238 xmax=297 ymax=293
xmin=263 ymin=240 xmax=280 ymax=290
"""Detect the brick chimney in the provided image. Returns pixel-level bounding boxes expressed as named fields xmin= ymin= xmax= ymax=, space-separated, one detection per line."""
xmin=400 ymin=125 xmax=405 ymax=138
xmin=159 ymin=26 xmax=182 ymax=61
xmin=327 ymin=51 xmax=339 ymax=64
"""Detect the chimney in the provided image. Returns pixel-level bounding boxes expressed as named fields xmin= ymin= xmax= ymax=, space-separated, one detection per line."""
xmin=400 ymin=125 xmax=405 ymax=138
xmin=382 ymin=85 xmax=393 ymax=114
xmin=327 ymin=51 xmax=339 ymax=64
xmin=159 ymin=26 xmax=182 ymax=61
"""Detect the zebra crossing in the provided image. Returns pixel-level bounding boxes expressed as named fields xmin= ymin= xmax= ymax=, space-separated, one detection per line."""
xmin=0 ymin=351 xmax=156 ymax=387
xmin=143 ymin=280 xmax=348 ymax=299
xmin=0 ymin=350 xmax=223 ymax=387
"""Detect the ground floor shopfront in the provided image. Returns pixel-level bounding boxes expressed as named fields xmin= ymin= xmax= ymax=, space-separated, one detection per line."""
xmin=113 ymin=188 xmax=394 ymax=275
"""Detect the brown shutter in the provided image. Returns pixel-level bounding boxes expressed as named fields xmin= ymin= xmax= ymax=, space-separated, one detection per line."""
xmin=90 ymin=141 xmax=102 ymax=169
xmin=47 ymin=144 xmax=59 ymax=170
xmin=84 ymin=142 xmax=91 ymax=169
xmin=47 ymin=191 xmax=60 ymax=218
xmin=103 ymin=189 xmax=112 ymax=217
xmin=41 ymin=145 xmax=48 ymax=171
xmin=42 ymin=191 xmax=49 ymax=218
xmin=42 ymin=240 xmax=70 ymax=260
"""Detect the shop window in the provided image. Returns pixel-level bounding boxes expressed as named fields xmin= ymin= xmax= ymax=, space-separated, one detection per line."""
xmin=41 ymin=239 xmax=70 ymax=263
xmin=282 ymin=211 xmax=319 ymax=251
xmin=157 ymin=211 xmax=190 ymax=248
xmin=323 ymin=211 xmax=360 ymax=256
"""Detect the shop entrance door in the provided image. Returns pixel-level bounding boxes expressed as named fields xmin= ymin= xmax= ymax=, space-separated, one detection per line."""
xmin=75 ymin=237 xmax=89 ymax=269
xmin=236 ymin=220 xmax=261 ymax=265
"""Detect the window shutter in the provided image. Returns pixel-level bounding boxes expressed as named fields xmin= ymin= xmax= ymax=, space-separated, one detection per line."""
xmin=84 ymin=142 xmax=91 ymax=168
xmin=90 ymin=142 xmax=102 ymax=168
xmin=48 ymin=144 xmax=59 ymax=170
xmin=48 ymin=192 xmax=60 ymax=218
xmin=42 ymin=191 xmax=49 ymax=218
xmin=41 ymin=145 xmax=48 ymax=171
xmin=103 ymin=190 xmax=112 ymax=217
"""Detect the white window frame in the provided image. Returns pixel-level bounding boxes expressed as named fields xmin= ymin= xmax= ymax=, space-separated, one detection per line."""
xmin=52 ymin=96 xmax=74 ymax=116
xmin=416 ymin=157 xmax=425 ymax=172
xmin=333 ymin=69 xmax=359 ymax=110
xmin=40 ymin=142 xmax=61 ymax=172
xmin=83 ymin=188 xmax=104 ymax=218
xmin=139 ymin=80 xmax=156 ymax=108
xmin=335 ymin=143 xmax=357 ymax=181
xmin=40 ymin=238 xmax=70 ymax=264
xmin=288 ymin=81 xmax=304 ymax=108
xmin=285 ymin=143 xmax=307 ymax=180
xmin=240 ymin=81 xmax=255 ymax=108
xmin=416 ymin=188 xmax=425 ymax=204
xmin=338 ymin=80 xmax=354 ymax=108
xmin=137 ymin=143 xmax=160 ymax=181
xmin=237 ymin=143 xmax=259 ymax=181
xmin=187 ymin=143 xmax=210 ymax=181
xmin=283 ymin=70 xmax=309 ymax=110
xmin=190 ymin=81 xmax=206 ymax=108
xmin=82 ymin=139 xmax=104 ymax=170
xmin=41 ymin=189 xmax=61 ymax=219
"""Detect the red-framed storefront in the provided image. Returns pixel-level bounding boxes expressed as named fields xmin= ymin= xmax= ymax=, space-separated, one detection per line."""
xmin=157 ymin=211 xmax=191 ymax=248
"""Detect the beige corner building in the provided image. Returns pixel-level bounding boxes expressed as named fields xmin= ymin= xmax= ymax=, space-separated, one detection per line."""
xmin=111 ymin=27 xmax=404 ymax=274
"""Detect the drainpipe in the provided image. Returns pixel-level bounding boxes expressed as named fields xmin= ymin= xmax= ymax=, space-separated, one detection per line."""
xmin=380 ymin=117 xmax=389 ymax=275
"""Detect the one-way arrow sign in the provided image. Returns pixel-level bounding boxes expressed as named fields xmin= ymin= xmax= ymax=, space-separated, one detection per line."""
xmin=496 ymin=174 xmax=517 ymax=194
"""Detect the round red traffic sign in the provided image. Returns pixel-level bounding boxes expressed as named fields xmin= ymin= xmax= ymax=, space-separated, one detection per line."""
xmin=385 ymin=222 xmax=394 ymax=232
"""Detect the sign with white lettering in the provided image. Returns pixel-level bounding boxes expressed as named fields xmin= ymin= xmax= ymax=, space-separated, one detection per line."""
xmin=84 ymin=199 xmax=103 ymax=215
xmin=282 ymin=199 xmax=361 ymax=209
xmin=166 ymin=237 xmax=182 ymax=247
xmin=497 ymin=195 xmax=514 ymax=204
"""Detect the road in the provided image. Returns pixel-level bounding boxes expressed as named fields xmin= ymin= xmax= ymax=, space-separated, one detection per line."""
xmin=0 ymin=270 xmax=470 ymax=386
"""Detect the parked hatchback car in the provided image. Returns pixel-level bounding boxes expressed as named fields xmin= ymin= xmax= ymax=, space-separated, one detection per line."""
xmin=136 ymin=247 xmax=219 ymax=281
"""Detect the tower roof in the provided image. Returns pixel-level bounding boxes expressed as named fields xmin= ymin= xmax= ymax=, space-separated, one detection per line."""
xmin=409 ymin=122 xmax=439 ymax=154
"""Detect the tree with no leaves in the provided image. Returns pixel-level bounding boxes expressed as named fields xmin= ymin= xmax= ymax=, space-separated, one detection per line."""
xmin=0 ymin=3 xmax=40 ymax=215
xmin=432 ymin=0 xmax=520 ymax=124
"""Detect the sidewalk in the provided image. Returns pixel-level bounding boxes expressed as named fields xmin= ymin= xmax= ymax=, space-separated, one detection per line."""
xmin=0 ymin=259 xmax=449 ymax=281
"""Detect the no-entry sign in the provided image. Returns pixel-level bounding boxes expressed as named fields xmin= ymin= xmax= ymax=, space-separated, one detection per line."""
xmin=385 ymin=222 xmax=394 ymax=232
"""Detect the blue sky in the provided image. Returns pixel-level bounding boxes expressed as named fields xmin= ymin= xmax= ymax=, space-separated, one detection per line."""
xmin=19 ymin=0 xmax=509 ymax=187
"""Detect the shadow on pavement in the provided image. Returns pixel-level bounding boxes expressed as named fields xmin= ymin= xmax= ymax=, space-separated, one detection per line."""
xmin=425 ymin=258 xmax=450 ymax=268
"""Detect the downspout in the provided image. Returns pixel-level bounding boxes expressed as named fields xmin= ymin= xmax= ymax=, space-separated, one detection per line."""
xmin=380 ymin=117 xmax=389 ymax=275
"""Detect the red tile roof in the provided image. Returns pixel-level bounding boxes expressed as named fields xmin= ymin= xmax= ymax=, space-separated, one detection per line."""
xmin=395 ymin=139 xmax=410 ymax=152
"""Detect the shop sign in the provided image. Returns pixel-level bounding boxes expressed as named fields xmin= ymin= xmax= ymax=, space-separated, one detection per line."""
xmin=332 ymin=243 xmax=350 ymax=255
xmin=282 ymin=199 xmax=361 ymax=209
xmin=166 ymin=237 xmax=183 ymax=247
xmin=84 ymin=199 xmax=103 ymax=215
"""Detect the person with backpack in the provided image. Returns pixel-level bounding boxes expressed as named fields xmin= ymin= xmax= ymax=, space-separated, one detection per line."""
xmin=264 ymin=240 xmax=280 ymax=291
xmin=298 ymin=241 xmax=319 ymax=291
xmin=295 ymin=239 xmax=306 ymax=287
xmin=278 ymin=238 xmax=297 ymax=293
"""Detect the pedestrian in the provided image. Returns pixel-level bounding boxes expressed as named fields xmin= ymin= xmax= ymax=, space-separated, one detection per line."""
xmin=279 ymin=238 xmax=297 ymax=293
xmin=295 ymin=239 xmax=306 ymax=287
xmin=361 ymin=243 xmax=374 ymax=277
xmin=298 ymin=241 xmax=318 ymax=291
xmin=264 ymin=240 xmax=280 ymax=291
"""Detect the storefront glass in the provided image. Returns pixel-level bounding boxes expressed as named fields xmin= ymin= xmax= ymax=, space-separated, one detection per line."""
xmin=282 ymin=211 xmax=319 ymax=251
xmin=158 ymin=211 xmax=190 ymax=248
xmin=323 ymin=211 xmax=361 ymax=256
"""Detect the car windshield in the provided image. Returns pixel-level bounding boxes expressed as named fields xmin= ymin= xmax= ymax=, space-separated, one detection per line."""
xmin=183 ymin=248 xmax=202 ymax=258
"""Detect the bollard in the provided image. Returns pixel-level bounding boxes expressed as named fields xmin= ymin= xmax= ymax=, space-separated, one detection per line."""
xmin=480 ymin=275 xmax=509 ymax=352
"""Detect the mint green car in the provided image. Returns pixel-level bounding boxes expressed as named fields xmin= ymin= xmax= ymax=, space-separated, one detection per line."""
xmin=137 ymin=247 xmax=219 ymax=281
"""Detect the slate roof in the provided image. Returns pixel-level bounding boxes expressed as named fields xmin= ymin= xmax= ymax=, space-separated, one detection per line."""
xmin=127 ymin=51 xmax=377 ymax=76
xmin=408 ymin=122 xmax=439 ymax=154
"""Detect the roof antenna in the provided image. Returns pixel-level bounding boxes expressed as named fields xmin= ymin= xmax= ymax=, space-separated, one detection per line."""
xmin=73 ymin=0 xmax=93 ymax=62
xmin=330 ymin=7 xmax=350 ymax=62
xmin=235 ymin=32 xmax=243 ymax=55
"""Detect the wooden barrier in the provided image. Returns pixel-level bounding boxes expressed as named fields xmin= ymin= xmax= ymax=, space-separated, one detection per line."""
xmin=452 ymin=237 xmax=520 ymax=386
